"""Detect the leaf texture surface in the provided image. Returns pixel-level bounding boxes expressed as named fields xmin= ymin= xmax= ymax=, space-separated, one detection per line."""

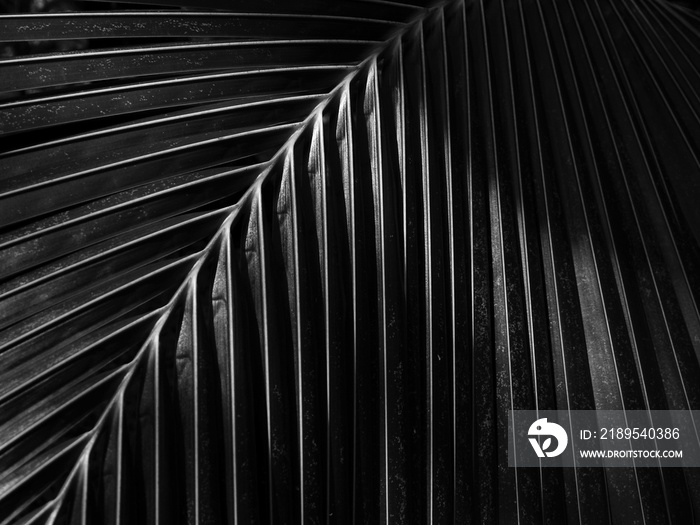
xmin=1 ymin=0 xmax=700 ymax=523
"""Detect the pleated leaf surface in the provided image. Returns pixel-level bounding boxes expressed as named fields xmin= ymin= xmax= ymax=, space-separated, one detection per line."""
xmin=1 ymin=0 xmax=700 ymax=523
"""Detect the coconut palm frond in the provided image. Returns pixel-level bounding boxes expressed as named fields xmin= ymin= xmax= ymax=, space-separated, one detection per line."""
xmin=1 ymin=0 xmax=700 ymax=523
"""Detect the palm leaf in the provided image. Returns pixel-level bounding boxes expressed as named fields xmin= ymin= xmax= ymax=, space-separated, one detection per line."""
xmin=1 ymin=0 xmax=700 ymax=523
